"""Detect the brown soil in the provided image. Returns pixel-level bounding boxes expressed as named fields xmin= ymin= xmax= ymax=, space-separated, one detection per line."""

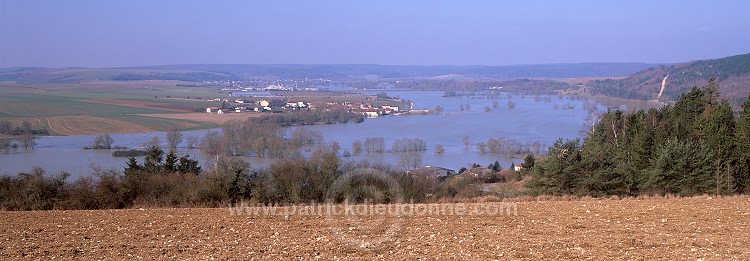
xmin=0 ymin=118 xmax=46 ymax=130
xmin=80 ymin=80 xmax=194 ymax=87
xmin=140 ymin=112 xmax=261 ymax=125
xmin=46 ymin=116 xmax=154 ymax=135
xmin=2 ymin=197 xmax=748 ymax=259
xmin=82 ymin=99 xmax=195 ymax=112
xmin=0 ymin=85 xmax=40 ymax=91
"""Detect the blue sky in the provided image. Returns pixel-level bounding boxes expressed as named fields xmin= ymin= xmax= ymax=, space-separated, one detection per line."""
xmin=1 ymin=0 xmax=749 ymax=67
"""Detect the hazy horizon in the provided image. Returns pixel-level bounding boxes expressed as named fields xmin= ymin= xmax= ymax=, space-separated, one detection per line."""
xmin=2 ymin=0 xmax=749 ymax=68
xmin=2 ymin=61 xmax=668 ymax=70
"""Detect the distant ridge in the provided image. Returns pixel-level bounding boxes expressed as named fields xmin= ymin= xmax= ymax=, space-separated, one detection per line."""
xmin=588 ymin=53 xmax=750 ymax=104
xmin=124 ymin=63 xmax=657 ymax=80
xmin=0 ymin=63 xmax=657 ymax=83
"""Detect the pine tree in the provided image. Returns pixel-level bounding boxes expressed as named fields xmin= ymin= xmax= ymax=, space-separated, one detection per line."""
xmin=525 ymin=138 xmax=582 ymax=195
xmin=735 ymin=93 xmax=750 ymax=192
xmin=644 ymin=139 xmax=714 ymax=196
xmin=703 ymin=100 xmax=737 ymax=193
xmin=164 ymin=150 xmax=178 ymax=173
xmin=523 ymin=154 xmax=535 ymax=169
xmin=493 ymin=160 xmax=501 ymax=171
xmin=177 ymin=155 xmax=202 ymax=174
xmin=671 ymin=86 xmax=707 ymax=141
xmin=124 ymin=157 xmax=142 ymax=176
xmin=143 ymin=145 xmax=164 ymax=174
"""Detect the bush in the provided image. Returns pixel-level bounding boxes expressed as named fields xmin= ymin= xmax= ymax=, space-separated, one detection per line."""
xmin=0 ymin=167 xmax=68 ymax=210
xmin=112 ymin=149 xmax=148 ymax=157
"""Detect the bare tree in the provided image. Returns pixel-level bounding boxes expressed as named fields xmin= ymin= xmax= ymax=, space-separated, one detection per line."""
xmin=397 ymin=151 xmax=422 ymax=171
xmin=166 ymin=128 xmax=184 ymax=151
xmin=251 ymin=137 xmax=265 ymax=157
xmin=476 ymin=142 xmax=487 ymax=154
xmin=186 ymin=135 xmax=199 ymax=149
xmin=19 ymin=133 xmax=37 ymax=149
xmin=531 ymin=141 xmax=543 ymax=155
xmin=392 ymin=138 xmax=427 ymax=152
xmin=363 ymin=137 xmax=385 ymax=153
xmin=581 ymin=105 xmax=601 ymax=136
xmin=200 ymin=130 xmax=223 ymax=157
xmin=145 ymin=136 xmax=160 ymax=149
xmin=290 ymin=127 xmax=323 ymax=147
xmin=0 ymin=121 xmax=12 ymax=135
xmin=507 ymin=101 xmax=516 ymax=109
xmin=0 ymin=136 xmax=11 ymax=148
xmin=434 ymin=144 xmax=445 ymax=154
xmin=352 ymin=140 xmax=362 ymax=155
xmin=92 ymin=134 xmax=114 ymax=149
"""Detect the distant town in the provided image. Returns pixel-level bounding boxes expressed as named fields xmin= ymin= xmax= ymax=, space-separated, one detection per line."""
xmin=202 ymin=82 xmax=409 ymax=118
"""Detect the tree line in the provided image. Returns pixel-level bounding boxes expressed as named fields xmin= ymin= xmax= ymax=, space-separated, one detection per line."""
xmin=526 ymin=79 xmax=750 ymax=196
xmin=349 ymin=79 xmax=572 ymax=95
xmin=0 ymin=120 xmax=41 ymax=151
xmin=0 ymin=144 xmax=518 ymax=210
xmin=198 ymin=110 xmax=363 ymax=159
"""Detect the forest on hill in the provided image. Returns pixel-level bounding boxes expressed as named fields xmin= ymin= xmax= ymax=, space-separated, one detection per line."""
xmin=527 ymin=79 xmax=750 ymax=196
xmin=588 ymin=53 xmax=750 ymax=105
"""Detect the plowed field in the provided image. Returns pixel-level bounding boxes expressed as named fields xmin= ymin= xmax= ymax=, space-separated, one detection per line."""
xmin=2 ymin=197 xmax=749 ymax=259
xmin=141 ymin=112 xmax=261 ymax=125
xmin=81 ymin=99 xmax=195 ymax=112
xmin=46 ymin=116 xmax=155 ymax=135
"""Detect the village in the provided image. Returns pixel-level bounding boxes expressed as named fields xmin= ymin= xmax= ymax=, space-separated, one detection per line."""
xmin=204 ymin=92 xmax=407 ymax=118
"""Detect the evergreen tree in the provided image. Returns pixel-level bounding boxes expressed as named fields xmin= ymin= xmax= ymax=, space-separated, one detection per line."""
xmin=643 ymin=139 xmax=714 ymax=196
xmin=143 ymin=145 xmax=164 ymax=174
xmin=492 ymin=160 xmax=501 ymax=171
xmin=523 ymin=154 xmax=535 ymax=170
xmin=164 ymin=150 xmax=178 ymax=173
xmin=525 ymin=138 xmax=582 ymax=195
xmin=579 ymin=136 xmax=624 ymax=196
xmin=671 ymin=86 xmax=707 ymax=141
xmin=178 ymin=155 xmax=202 ymax=174
xmin=517 ymin=80 xmax=747 ymax=196
xmin=736 ymin=93 xmax=750 ymax=192
xmin=620 ymin=110 xmax=654 ymax=195
xmin=703 ymin=100 xmax=737 ymax=193
xmin=124 ymin=156 xmax=142 ymax=176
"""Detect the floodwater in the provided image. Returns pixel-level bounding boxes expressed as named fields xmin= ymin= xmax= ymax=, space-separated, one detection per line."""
xmin=0 ymin=91 xmax=596 ymax=179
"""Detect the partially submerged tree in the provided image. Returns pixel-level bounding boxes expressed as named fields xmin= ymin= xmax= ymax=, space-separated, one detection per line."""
xmin=92 ymin=134 xmax=114 ymax=149
xmin=166 ymin=128 xmax=184 ymax=151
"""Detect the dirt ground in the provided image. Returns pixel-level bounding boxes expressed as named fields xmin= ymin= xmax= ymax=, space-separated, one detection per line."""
xmin=46 ymin=116 xmax=156 ymax=135
xmin=1 ymin=197 xmax=748 ymax=259
xmin=81 ymin=99 xmax=195 ymax=112
xmin=140 ymin=112 xmax=262 ymax=125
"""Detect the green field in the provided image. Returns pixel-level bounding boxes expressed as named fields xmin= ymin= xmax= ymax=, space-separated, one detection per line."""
xmin=0 ymin=82 xmax=227 ymax=134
